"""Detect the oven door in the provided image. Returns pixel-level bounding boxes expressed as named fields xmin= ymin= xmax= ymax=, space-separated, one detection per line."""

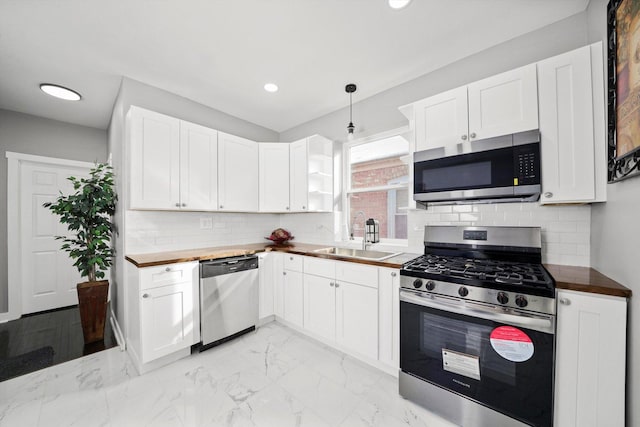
xmin=400 ymin=290 xmax=554 ymax=427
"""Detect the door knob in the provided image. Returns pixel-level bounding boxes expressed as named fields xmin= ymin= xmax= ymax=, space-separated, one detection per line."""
xmin=142 ymin=293 xmax=150 ymax=299
xmin=335 ymin=283 xmax=340 ymax=288
xmin=330 ymin=282 xmax=334 ymax=287
xmin=391 ymin=272 xmax=397 ymax=277
xmin=461 ymin=135 xmax=468 ymax=140
xmin=165 ymin=267 xmax=171 ymax=272
xmin=219 ymin=205 xmax=224 ymax=209
xmin=181 ymin=203 xmax=186 ymax=207
xmin=283 ymin=271 xmax=287 ymax=276
xmin=559 ymin=298 xmax=571 ymax=305
xmin=544 ymin=192 xmax=553 ymax=198
xmin=470 ymin=132 xmax=477 ymax=139
xmin=175 ymin=203 xmax=180 ymax=207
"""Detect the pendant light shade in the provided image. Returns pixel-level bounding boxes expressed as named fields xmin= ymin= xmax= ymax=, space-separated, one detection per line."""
xmin=345 ymin=83 xmax=357 ymax=138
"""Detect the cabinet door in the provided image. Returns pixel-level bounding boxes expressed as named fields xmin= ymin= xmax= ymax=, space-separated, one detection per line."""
xmin=414 ymin=86 xmax=469 ymax=152
xmin=555 ymin=290 xmax=626 ymax=427
xmin=538 ymin=46 xmax=596 ymax=204
xmin=273 ymin=253 xmax=285 ymax=318
xmin=283 ymin=270 xmax=304 ymax=328
xmin=218 ymin=132 xmax=258 ymax=212
xmin=258 ymin=253 xmax=275 ymax=319
xmin=336 ymin=281 xmax=378 ymax=360
xmin=140 ymin=281 xmax=194 ymax=363
xmin=467 ymin=64 xmax=538 ymax=141
xmin=289 ymin=138 xmax=309 ymax=211
xmin=129 ymin=107 xmax=180 ymax=210
xmin=378 ymin=268 xmax=399 ymax=369
xmin=179 ymin=120 xmax=218 ymax=211
xmin=303 ymin=274 xmax=336 ymax=341
xmin=259 ymin=143 xmax=291 ymax=212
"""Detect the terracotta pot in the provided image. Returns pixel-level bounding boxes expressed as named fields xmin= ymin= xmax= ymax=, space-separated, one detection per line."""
xmin=77 ymin=280 xmax=109 ymax=344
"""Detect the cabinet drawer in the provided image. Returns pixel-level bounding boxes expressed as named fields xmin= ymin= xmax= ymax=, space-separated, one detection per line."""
xmin=283 ymin=254 xmax=303 ymax=272
xmin=335 ymin=262 xmax=378 ymax=289
xmin=303 ymin=257 xmax=336 ymax=278
xmin=139 ymin=261 xmax=198 ymax=290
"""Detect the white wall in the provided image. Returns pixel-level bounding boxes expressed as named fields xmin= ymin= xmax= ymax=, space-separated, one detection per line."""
xmin=0 ymin=109 xmax=107 ymax=313
xmin=586 ymin=1 xmax=639 ymax=426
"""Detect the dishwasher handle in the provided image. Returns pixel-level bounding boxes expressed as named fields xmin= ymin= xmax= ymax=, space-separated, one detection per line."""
xmin=200 ymin=255 xmax=258 ymax=278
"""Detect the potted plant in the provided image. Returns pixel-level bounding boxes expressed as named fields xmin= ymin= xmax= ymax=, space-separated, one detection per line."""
xmin=44 ymin=163 xmax=117 ymax=344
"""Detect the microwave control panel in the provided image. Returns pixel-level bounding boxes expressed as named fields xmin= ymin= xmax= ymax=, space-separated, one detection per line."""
xmin=514 ymin=143 xmax=540 ymax=186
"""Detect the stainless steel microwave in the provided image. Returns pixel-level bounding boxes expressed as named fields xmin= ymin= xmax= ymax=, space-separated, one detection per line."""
xmin=413 ymin=130 xmax=541 ymax=205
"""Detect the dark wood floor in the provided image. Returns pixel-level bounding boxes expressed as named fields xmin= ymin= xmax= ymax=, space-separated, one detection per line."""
xmin=0 ymin=304 xmax=117 ymax=381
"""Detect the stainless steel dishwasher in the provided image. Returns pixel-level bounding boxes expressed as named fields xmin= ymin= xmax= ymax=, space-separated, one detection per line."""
xmin=199 ymin=255 xmax=259 ymax=349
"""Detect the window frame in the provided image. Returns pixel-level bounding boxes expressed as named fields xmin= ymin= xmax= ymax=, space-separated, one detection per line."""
xmin=342 ymin=127 xmax=412 ymax=245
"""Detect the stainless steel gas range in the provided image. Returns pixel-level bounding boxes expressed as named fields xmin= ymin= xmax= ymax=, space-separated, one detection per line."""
xmin=399 ymin=225 xmax=556 ymax=427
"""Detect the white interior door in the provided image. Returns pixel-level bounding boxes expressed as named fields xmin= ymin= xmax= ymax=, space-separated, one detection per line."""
xmin=20 ymin=162 xmax=91 ymax=314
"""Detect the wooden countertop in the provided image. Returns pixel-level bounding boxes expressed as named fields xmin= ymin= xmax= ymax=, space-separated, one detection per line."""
xmin=125 ymin=242 xmax=419 ymax=269
xmin=545 ymin=264 xmax=632 ymax=298
xmin=126 ymin=244 xmax=631 ymax=298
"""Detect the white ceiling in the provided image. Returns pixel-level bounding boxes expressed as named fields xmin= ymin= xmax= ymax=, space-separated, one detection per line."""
xmin=0 ymin=0 xmax=590 ymax=132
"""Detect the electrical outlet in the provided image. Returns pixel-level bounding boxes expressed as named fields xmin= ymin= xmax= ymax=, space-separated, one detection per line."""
xmin=200 ymin=217 xmax=213 ymax=229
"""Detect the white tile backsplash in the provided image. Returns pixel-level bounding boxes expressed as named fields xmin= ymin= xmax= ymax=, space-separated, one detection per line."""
xmin=408 ymin=202 xmax=591 ymax=267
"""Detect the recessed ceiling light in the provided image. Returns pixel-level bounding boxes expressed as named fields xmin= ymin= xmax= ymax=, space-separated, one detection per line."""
xmin=39 ymin=83 xmax=82 ymax=101
xmin=264 ymin=83 xmax=279 ymax=93
xmin=388 ymin=0 xmax=411 ymax=9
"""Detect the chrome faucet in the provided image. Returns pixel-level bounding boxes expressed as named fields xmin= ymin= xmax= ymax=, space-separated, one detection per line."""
xmin=350 ymin=211 xmax=370 ymax=250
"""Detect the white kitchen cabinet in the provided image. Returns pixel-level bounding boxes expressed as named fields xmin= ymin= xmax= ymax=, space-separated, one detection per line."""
xmin=467 ymin=64 xmax=539 ymax=141
xmin=406 ymin=64 xmax=538 ymax=153
xmin=129 ymin=106 xmax=181 ymax=210
xmin=282 ymin=269 xmax=304 ymax=328
xmin=218 ymin=131 xmax=259 ymax=212
xmin=378 ymin=268 xmax=400 ymax=370
xmin=126 ymin=261 xmax=199 ymax=371
xmin=554 ymin=289 xmax=626 ymax=427
xmin=290 ymin=135 xmax=333 ymax=212
xmin=537 ymin=42 xmax=606 ymax=204
xmin=302 ymin=257 xmax=379 ymax=360
xmin=128 ymin=106 xmax=219 ymax=211
xmin=258 ymin=252 xmax=275 ymax=319
xmin=259 ymin=143 xmax=291 ymax=212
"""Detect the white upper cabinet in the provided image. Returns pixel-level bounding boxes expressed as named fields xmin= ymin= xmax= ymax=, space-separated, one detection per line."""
xmin=129 ymin=106 xmax=218 ymax=211
xmin=289 ymin=138 xmax=309 ymax=211
xmin=259 ymin=143 xmax=291 ymax=212
xmin=537 ymin=43 xmax=606 ymax=204
xmin=467 ymin=64 xmax=539 ymax=141
xmin=218 ymin=132 xmax=259 ymax=212
xmin=179 ymin=121 xmax=218 ymax=211
xmin=408 ymin=64 xmax=538 ymax=153
xmin=413 ymin=86 xmax=469 ymax=152
xmin=129 ymin=107 xmax=181 ymax=210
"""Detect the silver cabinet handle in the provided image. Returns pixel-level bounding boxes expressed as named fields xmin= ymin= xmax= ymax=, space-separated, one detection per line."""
xmin=165 ymin=267 xmax=171 ymax=272
xmin=335 ymin=283 xmax=340 ymax=288
xmin=283 ymin=271 xmax=287 ymax=276
xmin=302 ymin=206 xmax=306 ymax=209
xmin=181 ymin=203 xmax=186 ymax=207
xmin=330 ymin=282 xmax=334 ymax=287
xmin=544 ymin=192 xmax=553 ymax=198
xmin=470 ymin=132 xmax=477 ymax=139
xmin=286 ymin=206 xmax=290 ymax=210
xmin=290 ymin=257 xmax=293 ymax=260
xmin=391 ymin=272 xmax=397 ymax=277
xmin=559 ymin=298 xmax=571 ymax=305
xmin=461 ymin=135 xmax=468 ymax=140
xmin=220 ymin=205 xmax=224 ymax=209
xmin=175 ymin=203 xmax=180 ymax=207
xmin=142 ymin=293 xmax=150 ymax=298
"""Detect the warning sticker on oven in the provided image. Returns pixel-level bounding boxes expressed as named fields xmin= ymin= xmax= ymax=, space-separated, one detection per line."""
xmin=442 ymin=349 xmax=480 ymax=380
xmin=490 ymin=326 xmax=534 ymax=362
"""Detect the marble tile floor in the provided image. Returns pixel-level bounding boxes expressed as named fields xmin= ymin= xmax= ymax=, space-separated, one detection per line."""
xmin=0 ymin=321 xmax=456 ymax=427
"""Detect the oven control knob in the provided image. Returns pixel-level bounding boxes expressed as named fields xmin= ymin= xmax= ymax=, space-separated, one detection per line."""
xmin=497 ymin=292 xmax=509 ymax=304
xmin=515 ymin=295 xmax=528 ymax=308
xmin=458 ymin=286 xmax=469 ymax=297
xmin=425 ymin=280 xmax=436 ymax=291
xmin=413 ymin=279 xmax=423 ymax=289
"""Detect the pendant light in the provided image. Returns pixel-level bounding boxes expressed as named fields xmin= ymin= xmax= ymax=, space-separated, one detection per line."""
xmin=345 ymin=83 xmax=357 ymax=138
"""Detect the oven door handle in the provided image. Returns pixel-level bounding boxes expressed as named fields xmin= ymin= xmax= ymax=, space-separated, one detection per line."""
xmin=400 ymin=290 xmax=555 ymax=334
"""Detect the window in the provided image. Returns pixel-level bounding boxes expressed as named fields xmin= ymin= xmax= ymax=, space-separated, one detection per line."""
xmin=345 ymin=134 xmax=410 ymax=241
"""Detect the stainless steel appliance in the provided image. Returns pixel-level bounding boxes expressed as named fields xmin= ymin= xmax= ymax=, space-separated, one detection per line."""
xmin=199 ymin=255 xmax=258 ymax=349
xmin=399 ymin=226 xmax=555 ymax=427
xmin=413 ymin=130 xmax=541 ymax=205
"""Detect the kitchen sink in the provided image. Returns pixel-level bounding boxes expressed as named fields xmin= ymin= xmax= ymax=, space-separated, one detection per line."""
xmin=313 ymin=247 xmax=402 ymax=261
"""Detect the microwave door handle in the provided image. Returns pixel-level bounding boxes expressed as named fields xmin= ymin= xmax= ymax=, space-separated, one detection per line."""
xmin=399 ymin=290 xmax=554 ymax=334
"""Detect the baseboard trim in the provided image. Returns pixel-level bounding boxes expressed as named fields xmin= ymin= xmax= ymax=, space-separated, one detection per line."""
xmin=110 ymin=308 xmax=126 ymax=351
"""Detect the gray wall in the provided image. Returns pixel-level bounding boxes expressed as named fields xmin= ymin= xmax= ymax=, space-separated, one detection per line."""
xmin=280 ymin=12 xmax=588 ymax=143
xmin=587 ymin=1 xmax=640 ymax=426
xmin=0 ymin=109 xmax=107 ymax=312
xmin=108 ymin=77 xmax=279 ymax=335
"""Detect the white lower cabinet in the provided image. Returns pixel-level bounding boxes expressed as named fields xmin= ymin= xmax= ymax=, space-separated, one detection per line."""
xmin=303 ymin=273 xmax=336 ymax=341
xmin=126 ymin=261 xmax=199 ymax=372
xmin=335 ymin=280 xmax=378 ymax=360
xmin=258 ymin=252 xmax=275 ymax=319
xmin=554 ymin=289 xmax=627 ymax=427
xmin=283 ymin=267 xmax=304 ymax=328
xmin=378 ymin=268 xmax=400 ymax=370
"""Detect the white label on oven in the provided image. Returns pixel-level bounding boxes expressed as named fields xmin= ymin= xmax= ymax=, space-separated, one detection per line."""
xmin=442 ymin=349 xmax=480 ymax=380
xmin=490 ymin=326 xmax=534 ymax=362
